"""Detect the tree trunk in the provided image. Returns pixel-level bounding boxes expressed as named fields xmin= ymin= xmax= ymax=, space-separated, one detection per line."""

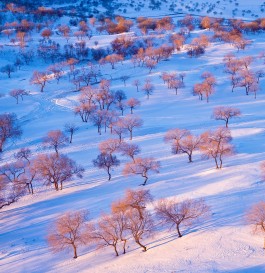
xmin=219 ymin=156 xmax=223 ymax=169
xmin=142 ymin=175 xmax=148 ymax=186
xmin=30 ymin=182 xmax=34 ymax=194
xmin=225 ymin=119 xmax=229 ymax=128
xmin=121 ymin=239 xmax=127 ymax=254
xmin=214 ymin=157 xmax=219 ymax=169
xmin=107 ymin=168 xmax=111 ymax=181
xmin=27 ymin=183 xmax=31 ymax=194
xmin=188 ymin=153 xmax=192 ymax=163
xmin=70 ymin=132 xmax=73 ymax=143
xmin=176 ymin=224 xmax=182 ymax=238
xmin=130 ymin=130 xmax=132 ymax=140
xmin=113 ymin=244 xmax=119 ymax=256
xmin=135 ymin=239 xmax=147 ymax=252
xmin=54 ymin=182 xmax=59 ymax=191
xmin=72 ymin=244 xmax=78 ymax=259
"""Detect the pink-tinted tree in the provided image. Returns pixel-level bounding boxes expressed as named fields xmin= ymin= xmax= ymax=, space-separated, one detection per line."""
xmin=123 ymin=157 xmax=160 ymax=185
xmin=0 ymin=113 xmax=22 ymax=153
xmin=48 ymin=211 xmax=88 ymax=259
xmin=118 ymin=142 xmax=141 ymax=162
xmin=43 ymin=130 xmax=69 ymax=155
xmin=126 ymin=98 xmax=141 ymax=114
xmin=32 ymin=153 xmax=84 ymax=190
xmin=121 ymin=115 xmax=143 ymax=140
xmin=155 ymin=198 xmax=210 ymax=237
xmin=212 ymin=106 xmax=241 ymax=127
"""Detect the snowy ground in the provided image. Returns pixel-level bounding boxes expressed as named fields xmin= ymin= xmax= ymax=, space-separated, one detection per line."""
xmin=1 ymin=3 xmax=265 ymax=273
xmin=117 ymin=0 xmax=265 ymax=20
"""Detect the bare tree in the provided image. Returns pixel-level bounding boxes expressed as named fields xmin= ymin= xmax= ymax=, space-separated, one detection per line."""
xmin=245 ymin=201 xmax=265 ymax=248
xmin=179 ymin=73 xmax=186 ymax=83
xmin=126 ymin=209 xmax=154 ymax=251
xmin=249 ymin=82 xmax=260 ymax=99
xmin=200 ymin=127 xmax=234 ymax=169
xmin=112 ymin=189 xmax=153 ymax=220
xmin=74 ymin=103 xmax=97 ymax=123
xmin=239 ymin=70 xmax=256 ymax=96
xmin=89 ymin=110 xmax=106 ymax=135
xmin=164 ymin=128 xmax=189 ymax=143
xmin=43 ymin=130 xmax=69 ymax=155
xmin=1 ymin=64 xmax=15 ymax=78
xmin=255 ymin=70 xmax=265 ymax=84
xmin=0 ymin=158 xmax=36 ymax=199
xmin=93 ymin=153 xmax=120 ymax=180
xmin=123 ymin=157 xmax=160 ymax=185
xmin=212 ymin=106 xmax=241 ymax=127
xmin=118 ymin=142 xmax=140 ymax=162
xmin=0 ymin=160 xmax=25 ymax=184
xmin=171 ymin=133 xmax=204 ymax=163
xmin=14 ymin=148 xmax=31 ymax=164
xmin=120 ymin=75 xmax=130 ymax=86
xmin=104 ymin=111 xmax=119 ymax=134
xmin=114 ymin=90 xmax=127 ymax=103
xmin=169 ymin=79 xmax=185 ymax=95
xmin=132 ymin=79 xmax=141 ymax=92
xmin=0 ymin=113 xmax=22 ymax=153
xmin=193 ymin=72 xmax=216 ymax=102
xmin=155 ymin=198 xmax=210 ymax=237
xmin=121 ymin=115 xmax=143 ymax=140
xmin=64 ymin=123 xmax=79 ymax=144
xmin=48 ymin=211 xmax=88 ymax=259
xmin=9 ymin=89 xmax=28 ymax=104
xmin=48 ymin=63 xmax=64 ymax=84
xmin=0 ymin=174 xmax=25 ymax=209
xmin=145 ymin=59 xmax=157 ymax=73
xmin=99 ymin=139 xmax=121 ymax=155
xmin=112 ymin=119 xmax=128 ymax=142
xmin=30 ymin=71 xmax=49 ymax=92
xmin=92 ymin=214 xmax=121 ymax=256
xmin=142 ymin=79 xmax=154 ymax=99
xmin=101 ymin=54 xmax=124 ymax=69
xmin=32 ymin=153 xmax=84 ymax=191
xmin=126 ymin=98 xmax=141 ymax=114
xmin=116 ymin=101 xmax=127 ymax=116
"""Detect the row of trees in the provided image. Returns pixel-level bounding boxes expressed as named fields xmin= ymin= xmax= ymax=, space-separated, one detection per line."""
xmin=0 ymin=124 xmax=83 ymax=208
xmin=165 ymin=126 xmax=234 ymax=169
xmin=93 ymin=138 xmax=160 ymax=185
xmin=0 ymin=148 xmax=84 ymax=208
xmin=74 ymin=80 xmax=144 ymax=137
xmin=224 ymin=54 xmax=263 ymax=98
xmin=48 ymin=189 xmax=210 ymax=258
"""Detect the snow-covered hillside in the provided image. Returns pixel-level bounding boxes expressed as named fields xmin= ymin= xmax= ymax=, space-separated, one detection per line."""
xmin=1 ymin=2 xmax=265 ymax=273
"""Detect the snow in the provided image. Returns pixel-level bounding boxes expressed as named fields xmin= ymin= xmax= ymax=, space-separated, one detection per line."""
xmin=1 ymin=1 xmax=265 ymax=272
